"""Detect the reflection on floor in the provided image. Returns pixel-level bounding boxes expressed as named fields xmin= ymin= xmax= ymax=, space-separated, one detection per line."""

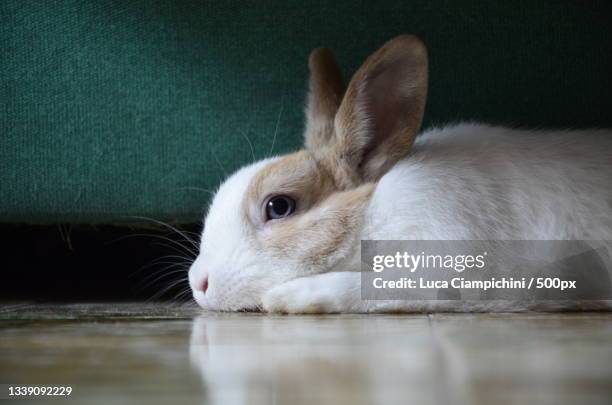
xmin=1 ymin=303 xmax=612 ymax=405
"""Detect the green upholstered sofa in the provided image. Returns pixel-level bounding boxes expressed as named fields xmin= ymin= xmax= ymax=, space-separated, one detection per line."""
xmin=2 ymin=1 xmax=611 ymax=225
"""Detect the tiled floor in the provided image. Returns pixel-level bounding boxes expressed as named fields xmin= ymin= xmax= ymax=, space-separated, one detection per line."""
xmin=1 ymin=303 xmax=612 ymax=405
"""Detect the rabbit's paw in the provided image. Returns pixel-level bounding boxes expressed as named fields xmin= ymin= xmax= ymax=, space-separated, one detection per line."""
xmin=262 ymin=272 xmax=361 ymax=314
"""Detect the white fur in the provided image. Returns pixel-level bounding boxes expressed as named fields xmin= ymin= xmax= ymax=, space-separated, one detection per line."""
xmin=189 ymin=158 xmax=279 ymax=311
xmin=365 ymin=123 xmax=612 ymax=241
xmin=192 ymin=124 xmax=612 ymax=313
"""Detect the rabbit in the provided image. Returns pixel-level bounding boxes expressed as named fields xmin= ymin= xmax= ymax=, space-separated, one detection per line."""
xmin=188 ymin=35 xmax=612 ymax=313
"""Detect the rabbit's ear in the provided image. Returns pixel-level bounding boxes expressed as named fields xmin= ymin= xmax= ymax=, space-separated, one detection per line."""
xmin=332 ymin=35 xmax=428 ymax=185
xmin=304 ymin=48 xmax=345 ymax=151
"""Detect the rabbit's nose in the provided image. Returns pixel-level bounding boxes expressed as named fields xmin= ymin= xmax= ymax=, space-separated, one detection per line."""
xmin=201 ymin=276 xmax=209 ymax=294
xmin=192 ymin=274 xmax=208 ymax=294
xmin=189 ymin=255 xmax=210 ymax=294
xmin=189 ymin=264 xmax=209 ymax=294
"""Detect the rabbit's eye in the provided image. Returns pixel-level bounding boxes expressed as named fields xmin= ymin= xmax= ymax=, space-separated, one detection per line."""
xmin=266 ymin=195 xmax=296 ymax=220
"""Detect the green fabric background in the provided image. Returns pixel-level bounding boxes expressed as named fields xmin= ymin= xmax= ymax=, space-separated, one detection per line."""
xmin=2 ymin=1 xmax=611 ymax=224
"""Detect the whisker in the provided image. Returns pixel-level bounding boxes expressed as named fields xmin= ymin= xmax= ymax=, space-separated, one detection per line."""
xmin=140 ymin=261 xmax=190 ymax=281
xmin=133 ymin=260 xmax=187 ymax=277
xmin=147 ymin=281 xmax=187 ymax=302
xmin=114 ymin=231 xmax=197 ymax=257
xmin=131 ymin=254 xmax=194 ymax=278
xmin=238 ymin=128 xmax=256 ymax=162
xmin=112 ymin=233 xmax=197 ymax=258
xmin=138 ymin=268 xmax=190 ymax=293
xmin=171 ymin=229 xmax=202 ymax=238
xmin=147 ymin=254 xmax=196 ymax=264
xmin=153 ymin=257 xmax=193 ymax=266
xmin=150 ymin=242 xmax=197 ymax=259
xmin=178 ymin=186 xmax=216 ymax=199
xmin=180 ymin=299 xmax=199 ymax=308
xmin=269 ymin=94 xmax=285 ymax=157
xmin=127 ymin=216 xmax=200 ymax=251
xmin=148 ymin=277 xmax=190 ymax=301
xmin=170 ymin=288 xmax=194 ymax=305
xmin=209 ymin=144 xmax=228 ymax=178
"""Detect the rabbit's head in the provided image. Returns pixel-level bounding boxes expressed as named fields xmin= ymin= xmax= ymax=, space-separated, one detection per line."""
xmin=189 ymin=35 xmax=428 ymax=311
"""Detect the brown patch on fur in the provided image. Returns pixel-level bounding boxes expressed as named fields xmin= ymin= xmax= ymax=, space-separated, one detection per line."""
xmin=261 ymin=183 xmax=374 ymax=267
xmin=243 ymin=151 xmax=336 ymax=225
xmin=242 ymin=150 xmax=374 ymax=270
xmin=311 ymin=145 xmax=362 ymax=190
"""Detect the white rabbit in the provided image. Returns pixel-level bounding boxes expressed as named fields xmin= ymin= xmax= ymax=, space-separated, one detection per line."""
xmin=189 ymin=35 xmax=612 ymax=313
